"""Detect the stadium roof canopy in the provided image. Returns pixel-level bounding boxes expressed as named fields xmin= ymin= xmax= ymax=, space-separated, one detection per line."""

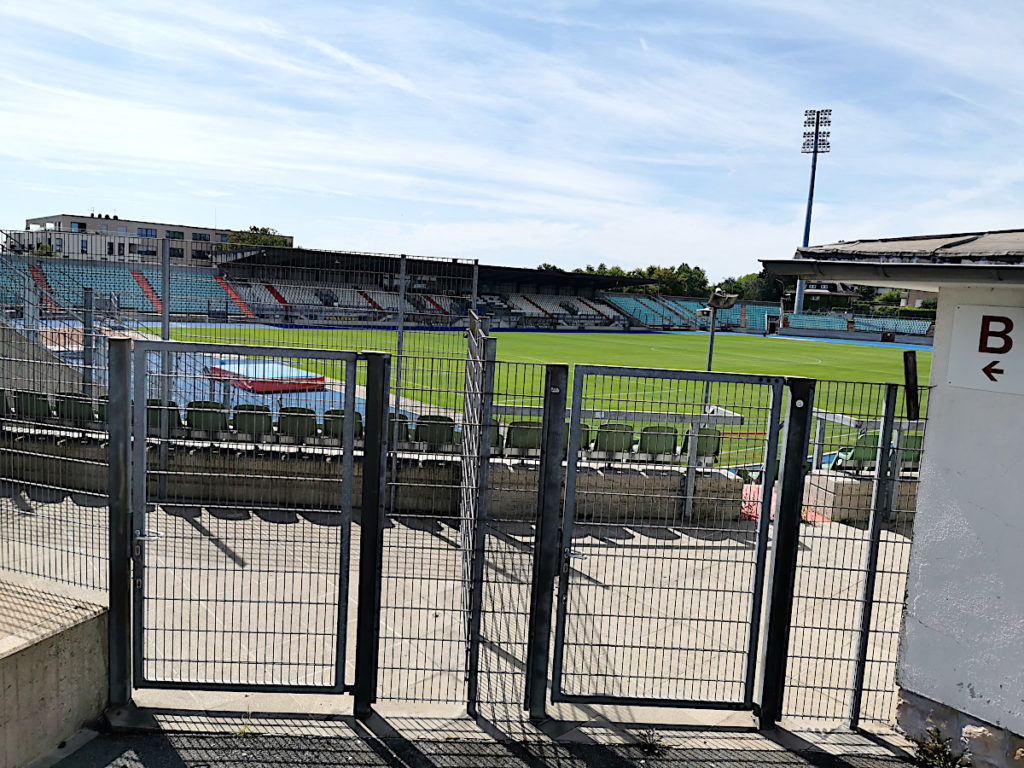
xmin=218 ymin=245 xmax=650 ymax=290
xmin=762 ymin=228 xmax=1024 ymax=291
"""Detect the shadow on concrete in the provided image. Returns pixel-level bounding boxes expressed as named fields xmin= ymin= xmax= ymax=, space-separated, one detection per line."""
xmin=55 ymin=709 xmax=912 ymax=768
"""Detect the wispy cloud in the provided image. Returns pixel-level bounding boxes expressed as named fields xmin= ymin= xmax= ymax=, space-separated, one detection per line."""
xmin=0 ymin=0 xmax=1020 ymax=279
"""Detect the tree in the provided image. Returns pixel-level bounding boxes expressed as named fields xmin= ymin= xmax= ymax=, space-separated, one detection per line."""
xmin=537 ymin=263 xmax=563 ymax=272
xmin=854 ymin=284 xmax=878 ymax=302
xmin=877 ymin=288 xmax=903 ymax=305
xmin=226 ymin=226 xmax=292 ymax=248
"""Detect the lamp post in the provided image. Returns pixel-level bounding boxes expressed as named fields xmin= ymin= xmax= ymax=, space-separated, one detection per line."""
xmin=794 ymin=108 xmax=831 ymax=314
xmin=701 ymin=288 xmax=738 ymax=408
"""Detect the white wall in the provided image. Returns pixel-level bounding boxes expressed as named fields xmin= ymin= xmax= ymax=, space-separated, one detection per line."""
xmin=898 ymin=284 xmax=1024 ymax=735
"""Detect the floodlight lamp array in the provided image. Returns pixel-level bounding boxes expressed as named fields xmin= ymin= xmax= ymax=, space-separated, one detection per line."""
xmin=801 ymin=130 xmax=831 ymax=153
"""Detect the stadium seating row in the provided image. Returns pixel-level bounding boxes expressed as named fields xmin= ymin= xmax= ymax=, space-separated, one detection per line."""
xmin=854 ymin=316 xmax=932 ymax=335
xmin=785 ymin=313 xmax=848 ymax=331
xmin=0 ymin=389 xmax=724 ymax=466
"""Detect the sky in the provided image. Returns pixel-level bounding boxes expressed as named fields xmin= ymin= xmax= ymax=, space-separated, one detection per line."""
xmin=1 ymin=1 xmax=1022 ymax=281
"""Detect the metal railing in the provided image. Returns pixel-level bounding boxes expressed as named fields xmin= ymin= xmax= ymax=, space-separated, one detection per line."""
xmin=1 ymin=323 xmax=929 ymax=729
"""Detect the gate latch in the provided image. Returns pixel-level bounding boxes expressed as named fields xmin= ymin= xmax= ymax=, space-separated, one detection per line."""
xmin=134 ymin=528 xmax=164 ymax=543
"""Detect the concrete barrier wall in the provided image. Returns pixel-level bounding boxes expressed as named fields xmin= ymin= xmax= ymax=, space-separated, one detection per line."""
xmin=0 ymin=580 xmax=107 ymax=768
xmin=0 ymin=322 xmax=84 ymax=394
xmin=0 ymin=437 xmax=746 ymax=522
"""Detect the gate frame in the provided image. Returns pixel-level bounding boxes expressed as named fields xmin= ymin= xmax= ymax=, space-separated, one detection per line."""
xmin=462 ymin=312 xmax=497 ymax=716
xmin=546 ymin=364 xmax=786 ymax=711
xmin=108 ymin=339 xmax=389 ymax=701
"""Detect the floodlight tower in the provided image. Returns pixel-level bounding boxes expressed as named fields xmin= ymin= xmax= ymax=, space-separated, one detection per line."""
xmin=699 ymin=288 xmax=738 ymax=408
xmin=794 ymin=108 xmax=831 ymax=314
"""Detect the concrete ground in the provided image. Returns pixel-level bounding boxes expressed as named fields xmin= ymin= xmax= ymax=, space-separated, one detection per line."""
xmin=0 ymin=490 xmax=911 ymax=721
xmin=48 ymin=710 xmax=915 ymax=768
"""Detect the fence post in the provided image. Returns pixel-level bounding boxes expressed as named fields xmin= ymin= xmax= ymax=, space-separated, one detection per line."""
xmin=158 ymin=239 xmax=172 ymax=499
xmin=524 ymin=363 xmax=568 ymax=722
xmin=466 ymin=334 xmax=497 ymax=717
xmin=758 ymin=377 xmax=815 ymax=729
xmin=394 ymin=254 xmax=406 ymax=410
xmin=107 ymin=337 xmax=133 ymax=709
xmin=849 ymin=382 xmax=899 ymax=728
xmin=82 ymin=287 xmax=94 ymax=399
xmin=354 ymin=351 xmax=391 ymax=720
xmin=471 ymin=259 xmax=479 ymax=315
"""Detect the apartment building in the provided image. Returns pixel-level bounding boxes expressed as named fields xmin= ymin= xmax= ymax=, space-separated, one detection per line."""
xmin=20 ymin=213 xmax=292 ymax=265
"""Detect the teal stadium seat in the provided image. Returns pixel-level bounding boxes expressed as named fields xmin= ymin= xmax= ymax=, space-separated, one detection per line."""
xmin=276 ymin=406 xmax=317 ymax=443
xmin=592 ymin=422 xmax=634 ymax=456
xmin=56 ymin=393 xmax=96 ymax=427
xmin=186 ymin=400 xmax=229 ymax=437
xmin=415 ymin=415 xmax=456 ymax=449
xmin=322 ymin=409 xmax=364 ymax=443
xmin=232 ymin=404 xmax=273 ymax=440
xmin=637 ymin=425 xmax=678 ymax=460
xmin=683 ymin=426 xmax=721 ymax=466
xmin=830 ymin=430 xmax=880 ymax=473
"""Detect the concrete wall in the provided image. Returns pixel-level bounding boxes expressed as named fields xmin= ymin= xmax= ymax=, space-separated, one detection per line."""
xmin=898 ymin=284 xmax=1024 ymax=738
xmin=777 ymin=326 xmax=934 ymax=346
xmin=0 ymin=321 xmax=83 ymax=394
xmin=0 ymin=580 xmax=107 ymax=768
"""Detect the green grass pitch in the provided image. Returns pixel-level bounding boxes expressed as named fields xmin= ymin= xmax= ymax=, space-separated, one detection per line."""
xmin=159 ymin=326 xmax=930 ymax=465
xmin=160 ymin=325 xmax=930 ymax=385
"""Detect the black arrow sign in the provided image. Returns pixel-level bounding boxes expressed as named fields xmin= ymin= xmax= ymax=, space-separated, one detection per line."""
xmin=983 ymin=360 xmax=1004 ymax=382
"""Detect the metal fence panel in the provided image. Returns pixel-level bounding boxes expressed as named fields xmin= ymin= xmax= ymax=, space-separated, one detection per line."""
xmin=551 ymin=365 xmax=785 ymax=707
xmin=126 ymin=340 xmax=361 ymax=691
xmin=782 ymin=379 xmax=929 ymax=726
xmin=0 ymin=249 xmax=109 ymax=595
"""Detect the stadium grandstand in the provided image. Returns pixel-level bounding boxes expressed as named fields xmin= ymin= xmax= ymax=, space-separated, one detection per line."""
xmin=0 ymin=227 xmax=934 ymax=342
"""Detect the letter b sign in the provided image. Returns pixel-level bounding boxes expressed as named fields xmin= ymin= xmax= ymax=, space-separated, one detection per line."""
xmin=979 ymin=315 xmax=1014 ymax=354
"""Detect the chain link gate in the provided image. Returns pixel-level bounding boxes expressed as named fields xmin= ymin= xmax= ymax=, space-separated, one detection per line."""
xmin=459 ymin=313 xmax=496 ymax=714
xmin=108 ymin=339 xmax=388 ymax=697
xmin=549 ymin=365 xmax=785 ymax=709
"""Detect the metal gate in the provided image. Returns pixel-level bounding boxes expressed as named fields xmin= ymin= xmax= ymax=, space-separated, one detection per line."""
xmin=113 ymin=339 xmax=378 ymax=694
xmin=550 ymin=365 xmax=784 ymax=709
xmin=459 ymin=313 xmax=496 ymax=714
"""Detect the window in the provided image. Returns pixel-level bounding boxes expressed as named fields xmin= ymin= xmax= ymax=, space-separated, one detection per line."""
xmin=106 ymin=242 xmax=114 ymax=256
xmin=165 ymin=230 xmax=184 ymax=240
xmin=191 ymin=232 xmax=211 ymax=241
xmin=117 ymin=243 xmax=125 ymax=256
xmin=116 ymin=226 xmax=127 ymax=236
xmin=220 ymin=234 xmax=229 ymax=243
xmin=99 ymin=223 xmax=108 ymax=234
xmin=128 ymin=243 xmax=138 ymax=254
xmin=54 ymin=237 xmax=63 ymax=246
xmin=191 ymin=249 xmax=211 ymax=260
xmin=137 ymin=227 xmax=157 ymax=238
xmin=80 ymin=238 xmax=88 ymax=254
xmin=169 ymin=247 xmax=184 ymax=258
xmin=70 ymin=221 xmax=87 ymax=232
xmin=138 ymin=247 xmax=157 ymax=257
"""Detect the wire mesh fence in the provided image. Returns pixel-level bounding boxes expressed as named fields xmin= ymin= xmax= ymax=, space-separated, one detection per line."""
xmin=127 ymin=341 xmax=362 ymax=690
xmin=0 ymin=237 xmax=932 ymax=728
xmin=0 ymin=247 xmax=109 ymax=594
xmin=781 ymin=379 xmax=928 ymax=726
xmin=551 ymin=368 xmax=784 ymax=706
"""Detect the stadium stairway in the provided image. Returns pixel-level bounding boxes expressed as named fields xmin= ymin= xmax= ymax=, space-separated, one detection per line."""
xmin=131 ymin=271 xmax=163 ymax=313
xmin=579 ymin=296 xmax=612 ymax=322
xmin=357 ymin=288 xmax=383 ymax=311
xmin=635 ymin=295 xmax=674 ymax=326
xmin=521 ymin=294 xmax=554 ymax=320
xmin=215 ymin=276 xmax=256 ymax=317
xmin=28 ymin=265 xmax=60 ymax=312
xmin=650 ymin=296 xmax=692 ymax=327
xmin=263 ymin=283 xmax=290 ymax=307
xmin=423 ymin=294 xmax=449 ymax=314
